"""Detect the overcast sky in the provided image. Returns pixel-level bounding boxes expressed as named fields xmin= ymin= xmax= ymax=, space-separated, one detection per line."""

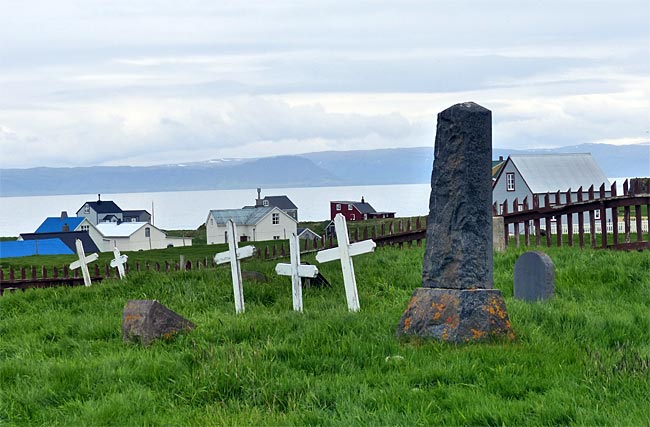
xmin=1 ymin=0 xmax=648 ymax=168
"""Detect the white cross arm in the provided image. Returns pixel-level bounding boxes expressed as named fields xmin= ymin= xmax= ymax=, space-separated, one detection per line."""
xmin=316 ymin=239 xmax=376 ymax=263
xmin=70 ymin=253 xmax=99 ymax=270
xmin=214 ymin=245 xmax=256 ymax=264
xmin=275 ymin=263 xmax=319 ymax=278
xmin=110 ymin=255 xmax=128 ymax=268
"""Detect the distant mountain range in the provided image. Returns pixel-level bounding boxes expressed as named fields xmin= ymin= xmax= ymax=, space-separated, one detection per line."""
xmin=1 ymin=143 xmax=648 ymax=197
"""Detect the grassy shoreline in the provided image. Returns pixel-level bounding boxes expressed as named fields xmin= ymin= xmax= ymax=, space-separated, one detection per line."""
xmin=1 ymin=245 xmax=649 ymax=425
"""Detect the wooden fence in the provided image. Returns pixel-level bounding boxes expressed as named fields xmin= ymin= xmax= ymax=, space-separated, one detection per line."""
xmin=494 ymin=178 xmax=650 ymax=251
xmin=1 ymin=217 xmax=428 ymax=295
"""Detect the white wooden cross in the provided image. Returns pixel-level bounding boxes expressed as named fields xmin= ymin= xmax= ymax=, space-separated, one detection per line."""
xmin=214 ymin=219 xmax=255 ymax=314
xmin=69 ymin=239 xmax=99 ymax=287
xmin=110 ymin=246 xmax=128 ymax=279
xmin=275 ymin=233 xmax=319 ymax=312
xmin=316 ymin=214 xmax=376 ymax=312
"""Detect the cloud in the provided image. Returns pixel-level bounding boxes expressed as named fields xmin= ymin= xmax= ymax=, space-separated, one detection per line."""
xmin=0 ymin=0 xmax=648 ymax=168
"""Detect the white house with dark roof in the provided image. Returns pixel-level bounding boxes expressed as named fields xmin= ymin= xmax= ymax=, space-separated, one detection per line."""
xmin=206 ymin=206 xmax=298 ymax=245
xmin=76 ymin=195 xmax=151 ymax=225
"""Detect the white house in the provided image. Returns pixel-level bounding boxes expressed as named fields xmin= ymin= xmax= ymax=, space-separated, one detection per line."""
xmin=493 ymin=153 xmax=611 ymax=227
xmin=95 ymin=222 xmax=192 ymax=252
xmin=206 ymin=206 xmax=298 ymax=245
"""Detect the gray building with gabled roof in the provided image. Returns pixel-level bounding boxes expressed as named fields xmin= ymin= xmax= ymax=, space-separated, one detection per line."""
xmin=493 ymin=153 xmax=611 ymax=226
xmin=206 ymin=206 xmax=297 ymax=244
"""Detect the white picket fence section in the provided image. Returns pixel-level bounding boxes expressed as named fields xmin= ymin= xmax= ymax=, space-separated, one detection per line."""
xmin=510 ymin=219 xmax=648 ymax=236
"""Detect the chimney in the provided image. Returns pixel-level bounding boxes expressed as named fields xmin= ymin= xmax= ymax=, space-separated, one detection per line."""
xmin=361 ymin=196 xmax=365 ymax=203
xmin=97 ymin=194 xmax=102 ymax=204
xmin=62 ymin=223 xmax=70 ymax=232
xmin=499 ymin=156 xmax=503 ymax=161
xmin=61 ymin=211 xmax=68 ymax=219
xmin=255 ymin=188 xmax=263 ymax=207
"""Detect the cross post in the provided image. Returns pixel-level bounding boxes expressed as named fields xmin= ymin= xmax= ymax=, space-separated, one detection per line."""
xmin=316 ymin=214 xmax=376 ymax=312
xmin=69 ymin=239 xmax=99 ymax=287
xmin=275 ymin=233 xmax=318 ymax=312
xmin=110 ymin=246 xmax=128 ymax=279
xmin=214 ymin=219 xmax=255 ymax=314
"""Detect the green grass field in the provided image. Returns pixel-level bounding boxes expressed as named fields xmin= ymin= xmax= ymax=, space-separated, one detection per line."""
xmin=1 ymin=245 xmax=649 ymax=426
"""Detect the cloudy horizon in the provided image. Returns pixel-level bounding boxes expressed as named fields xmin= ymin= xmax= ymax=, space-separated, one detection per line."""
xmin=1 ymin=0 xmax=648 ymax=169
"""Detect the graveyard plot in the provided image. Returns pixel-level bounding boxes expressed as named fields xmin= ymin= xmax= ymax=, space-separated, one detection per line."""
xmin=0 ymin=245 xmax=648 ymax=426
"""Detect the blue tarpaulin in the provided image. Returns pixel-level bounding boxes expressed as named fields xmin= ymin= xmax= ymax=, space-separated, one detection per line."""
xmin=0 ymin=239 xmax=74 ymax=258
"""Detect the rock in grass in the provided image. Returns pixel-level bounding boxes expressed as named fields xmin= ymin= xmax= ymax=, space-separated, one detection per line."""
xmin=242 ymin=271 xmax=268 ymax=283
xmin=122 ymin=300 xmax=195 ymax=345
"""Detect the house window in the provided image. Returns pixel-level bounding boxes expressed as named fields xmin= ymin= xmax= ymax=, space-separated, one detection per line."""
xmin=273 ymin=235 xmax=280 ymax=240
xmin=351 ymin=214 xmax=355 ymax=220
xmin=506 ymin=173 xmax=515 ymax=191
xmin=81 ymin=225 xmax=89 ymax=231
xmin=594 ymin=210 xmax=601 ymax=220
xmin=272 ymin=213 xmax=279 ymax=224
xmin=348 ymin=204 xmax=353 ymax=210
xmin=131 ymin=218 xmax=136 ymax=222
xmin=336 ymin=203 xmax=341 ymax=211
xmin=263 ymin=200 xmax=269 ymax=207
xmin=145 ymin=227 xmax=151 ymax=237
xmin=84 ymin=205 xmax=90 ymax=214
xmin=364 ymin=214 xmax=368 ymax=220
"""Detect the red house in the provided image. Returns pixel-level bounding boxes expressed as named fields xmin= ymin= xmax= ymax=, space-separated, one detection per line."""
xmin=329 ymin=197 xmax=395 ymax=222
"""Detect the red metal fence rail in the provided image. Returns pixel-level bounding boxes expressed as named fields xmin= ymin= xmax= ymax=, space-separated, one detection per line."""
xmin=494 ymin=178 xmax=650 ymax=251
xmin=1 ymin=216 xmax=428 ymax=295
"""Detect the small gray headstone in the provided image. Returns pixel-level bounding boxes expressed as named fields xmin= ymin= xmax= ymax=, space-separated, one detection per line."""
xmin=122 ymin=300 xmax=195 ymax=345
xmin=514 ymin=252 xmax=555 ymax=302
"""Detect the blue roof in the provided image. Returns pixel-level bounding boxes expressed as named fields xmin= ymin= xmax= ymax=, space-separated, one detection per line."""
xmin=0 ymin=239 xmax=74 ymax=258
xmin=35 ymin=217 xmax=85 ymax=233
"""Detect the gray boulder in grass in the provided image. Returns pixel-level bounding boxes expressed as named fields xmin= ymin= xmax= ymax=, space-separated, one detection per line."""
xmin=122 ymin=300 xmax=195 ymax=345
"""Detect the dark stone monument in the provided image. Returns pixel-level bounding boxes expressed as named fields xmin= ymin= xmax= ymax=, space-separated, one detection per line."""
xmin=396 ymin=102 xmax=514 ymax=343
xmin=122 ymin=300 xmax=195 ymax=345
xmin=514 ymin=252 xmax=555 ymax=302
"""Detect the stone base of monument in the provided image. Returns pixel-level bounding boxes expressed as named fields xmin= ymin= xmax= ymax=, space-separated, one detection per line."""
xmin=396 ymin=288 xmax=514 ymax=343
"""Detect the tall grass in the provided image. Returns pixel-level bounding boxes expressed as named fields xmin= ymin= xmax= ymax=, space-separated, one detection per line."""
xmin=1 ymin=245 xmax=649 ymax=425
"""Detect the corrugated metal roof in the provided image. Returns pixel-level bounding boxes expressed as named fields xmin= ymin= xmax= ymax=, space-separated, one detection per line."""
xmin=263 ymin=196 xmax=297 ymax=210
xmin=208 ymin=207 xmax=275 ymax=226
xmin=81 ymin=200 xmax=122 ymax=214
xmin=96 ymin=222 xmax=149 ymax=237
xmin=510 ymin=154 xmax=610 ymax=194
xmin=35 ymin=217 xmax=85 ymax=233
xmin=0 ymin=239 xmax=74 ymax=258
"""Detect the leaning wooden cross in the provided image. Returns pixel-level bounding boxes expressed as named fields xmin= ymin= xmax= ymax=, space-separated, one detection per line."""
xmin=316 ymin=213 xmax=376 ymax=312
xmin=110 ymin=246 xmax=128 ymax=279
xmin=275 ymin=233 xmax=319 ymax=312
xmin=69 ymin=239 xmax=99 ymax=287
xmin=214 ymin=219 xmax=255 ymax=314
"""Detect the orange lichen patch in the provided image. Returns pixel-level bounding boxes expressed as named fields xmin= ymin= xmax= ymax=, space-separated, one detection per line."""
xmin=403 ymin=316 xmax=412 ymax=331
xmin=471 ymin=328 xmax=487 ymax=339
xmin=433 ymin=312 xmax=441 ymax=320
xmin=431 ymin=302 xmax=446 ymax=312
xmin=441 ymin=329 xmax=449 ymax=340
xmin=124 ymin=314 xmax=143 ymax=323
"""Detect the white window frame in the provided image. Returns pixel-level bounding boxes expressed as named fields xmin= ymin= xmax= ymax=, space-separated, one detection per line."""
xmin=348 ymin=204 xmax=353 ymax=211
xmin=336 ymin=203 xmax=341 ymax=211
xmin=506 ymin=173 xmax=515 ymax=192
xmin=272 ymin=213 xmax=280 ymax=225
xmin=263 ymin=200 xmax=269 ymax=207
